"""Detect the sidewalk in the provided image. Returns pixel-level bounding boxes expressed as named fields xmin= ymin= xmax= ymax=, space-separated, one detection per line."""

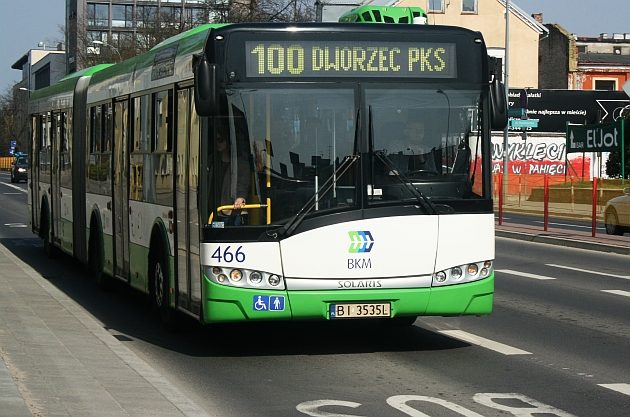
xmin=496 ymin=221 xmax=630 ymax=255
xmin=497 ymin=201 xmax=630 ymax=255
xmin=0 ymin=243 xmax=210 ymax=417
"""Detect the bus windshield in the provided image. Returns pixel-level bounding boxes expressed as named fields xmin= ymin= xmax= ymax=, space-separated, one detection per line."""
xmin=215 ymin=87 xmax=358 ymax=225
xmin=210 ymin=84 xmax=486 ymax=227
xmin=367 ymin=87 xmax=485 ymax=204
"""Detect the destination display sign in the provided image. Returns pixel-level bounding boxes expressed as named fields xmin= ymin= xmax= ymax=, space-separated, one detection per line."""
xmin=245 ymin=41 xmax=456 ymax=78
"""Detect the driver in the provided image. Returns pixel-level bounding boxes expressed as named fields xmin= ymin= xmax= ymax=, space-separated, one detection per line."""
xmin=400 ymin=121 xmax=437 ymax=173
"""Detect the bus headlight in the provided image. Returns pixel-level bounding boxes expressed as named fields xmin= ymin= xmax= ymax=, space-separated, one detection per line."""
xmin=432 ymin=260 xmax=493 ymax=287
xmin=204 ymin=266 xmax=285 ymax=290
xmin=230 ymin=269 xmax=243 ymax=282
xmin=249 ymin=271 xmax=263 ymax=285
xmin=268 ymin=274 xmax=281 ymax=286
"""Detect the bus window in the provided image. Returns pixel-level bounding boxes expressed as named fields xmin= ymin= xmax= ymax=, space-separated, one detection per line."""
xmin=130 ymin=95 xmax=151 ymax=201
xmin=153 ymin=90 xmax=173 ymax=206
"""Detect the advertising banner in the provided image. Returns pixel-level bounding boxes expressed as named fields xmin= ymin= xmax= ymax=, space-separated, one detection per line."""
xmin=507 ymin=89 xmax=630 ymax=133
xmin=566 ymin=121 xmax=623 ymax=153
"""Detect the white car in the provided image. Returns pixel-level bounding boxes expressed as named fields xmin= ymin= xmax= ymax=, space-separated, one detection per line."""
xmin=604 ymin=187 xmax=630 ymax=235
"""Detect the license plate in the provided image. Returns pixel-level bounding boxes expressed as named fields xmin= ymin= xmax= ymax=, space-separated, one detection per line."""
xmin=329 ymin=303 xmax=391 ymax=319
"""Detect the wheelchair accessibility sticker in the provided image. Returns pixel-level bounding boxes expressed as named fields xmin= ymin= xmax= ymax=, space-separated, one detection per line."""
xmin=253 ymin=295 xmax=285 ymax=312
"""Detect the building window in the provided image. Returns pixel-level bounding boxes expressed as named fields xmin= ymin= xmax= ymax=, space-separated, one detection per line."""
xmin=34 ymin=63 xmax=51 ymax=89
xmin=87 ymin=3 xmax=110 ymax=27
xmin=160 ymin=6 xmax=182 ymax=26
xmin=136 ymin=5 xmax=158 ymax=28
xmin=111 ymin=32 xmax=133 ymax=50
xmin=112 ymin=4 xmax=133 ymax=28
xmin=428 ymin=0 xmax=444 ymax=13
xmin=185 ymin=7 xmax=209 ymax=25
xmin=462 ymin=0 xmax=477 ymax=14
xmin=594 ymin=79 xmax=617 ymax=90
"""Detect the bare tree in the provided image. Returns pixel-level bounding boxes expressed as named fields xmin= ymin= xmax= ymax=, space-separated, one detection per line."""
xmin=197 ymin=0 xmax=315 ymax=24
xmin=0 ymin=87 xmax=29 ymax=156
xmin=75 ymin=1 xmax=315 ymax=69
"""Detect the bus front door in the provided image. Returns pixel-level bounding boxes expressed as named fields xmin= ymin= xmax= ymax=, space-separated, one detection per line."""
xmin=175 ymin=88 xmax=202 ymax=315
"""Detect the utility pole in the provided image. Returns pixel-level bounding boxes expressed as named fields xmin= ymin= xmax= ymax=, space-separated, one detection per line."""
xmin=501 ymin=0 xmax=510 ymax=211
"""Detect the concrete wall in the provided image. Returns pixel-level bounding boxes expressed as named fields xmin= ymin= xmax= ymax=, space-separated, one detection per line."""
xmin=539 ymin=24 xmax=571 ymax=89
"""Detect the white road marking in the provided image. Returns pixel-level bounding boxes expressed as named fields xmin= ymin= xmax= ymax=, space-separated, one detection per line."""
xmin=0 ymin=182 xmax=27 ymax=193
xmin=496 ymin=269 xmax=556 ymax=280
xmin=601 ymin=290 xmax=630 ymax=298
xmin=546 ymin=264 xmax=630 ymax=280
xmin=439 ymin=330 xmax=532 ymax=355
xmin=4 ymin=223 xmax=28 ymax=228
xmin=3 ymin=192 xmax=22 ymax=195
xmin=598 ymin=383 xmax=630 ymax=396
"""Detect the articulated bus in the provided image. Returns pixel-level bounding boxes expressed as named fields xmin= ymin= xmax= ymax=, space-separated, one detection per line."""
xmin=28 ymin=19 xmax=507 ymax=325
xmin=338 ymin=5 xmax=428 ymax=24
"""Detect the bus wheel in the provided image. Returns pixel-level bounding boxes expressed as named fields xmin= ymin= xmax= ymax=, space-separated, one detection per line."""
xmin=88 ymin=227 xmax=109 ymax=289
xmin=150 ymin=246 xmax=178 ymax=329
xmin=41 ymin=204 xmax=56 ymax=258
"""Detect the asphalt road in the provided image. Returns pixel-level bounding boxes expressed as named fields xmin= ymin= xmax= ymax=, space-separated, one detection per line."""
xmin=1 ymin=172 xmax=628 ymax=417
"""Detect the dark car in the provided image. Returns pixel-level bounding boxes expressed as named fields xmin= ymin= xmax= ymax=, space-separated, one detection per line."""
xmin=10 ymin=155 xmax=28 ymax=183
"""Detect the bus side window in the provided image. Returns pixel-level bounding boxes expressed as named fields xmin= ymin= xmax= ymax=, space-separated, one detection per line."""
xmin=153 ymin=90 xmax=173 ymax=206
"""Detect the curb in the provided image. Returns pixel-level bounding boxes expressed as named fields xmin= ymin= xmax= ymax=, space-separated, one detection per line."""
xmin=496 ymin=229 xmax=630 ymax=255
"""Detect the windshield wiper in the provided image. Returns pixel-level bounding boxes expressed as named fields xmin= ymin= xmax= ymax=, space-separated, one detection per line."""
xmin=271 ymin=154 xmax=360 ymax=239
xmin=373 ymin=150 xmax=438 ymax=215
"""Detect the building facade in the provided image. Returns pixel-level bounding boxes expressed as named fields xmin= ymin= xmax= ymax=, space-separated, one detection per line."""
xmin=396 ymin=0 xmax=547 ymax=89
xmin=537 ymin=22 xmax=576 ymax=89
xmin=10 ymin=49 xmax=67 ymax=154
xmin=66 ymin=0 xmax=217 ymax=73
xmin=573 ymin=34 xmax=630 ymax=91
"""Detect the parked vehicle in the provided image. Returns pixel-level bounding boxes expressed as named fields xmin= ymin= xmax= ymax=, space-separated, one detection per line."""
xmin=604 ymin=187 xmax=630 ymax=235
xmin=11 ymin=155 xmax=28 ymax=183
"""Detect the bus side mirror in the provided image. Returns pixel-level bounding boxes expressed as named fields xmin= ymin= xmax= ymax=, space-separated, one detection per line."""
xmin=490 ymin=78 xmax=507 ymax=129
xmin=193 ymin=53 xmax=216 ymax=117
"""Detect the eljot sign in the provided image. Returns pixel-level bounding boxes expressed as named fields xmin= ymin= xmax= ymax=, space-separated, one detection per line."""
xmin=566 ymin=121 xmax=624 ymax=153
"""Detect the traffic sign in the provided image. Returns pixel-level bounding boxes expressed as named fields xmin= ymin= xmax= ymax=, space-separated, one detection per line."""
xmin=507 ymin=108 xmax=526 ymax=118
xmin=566 ymin=121 xmax=622 ymax=153
xmin=509 ymin=118 xmax=539 ymax=129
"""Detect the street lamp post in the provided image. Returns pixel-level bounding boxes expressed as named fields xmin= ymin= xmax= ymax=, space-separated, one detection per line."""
xmin=92 ymin=40 xmax=122 ymax=62
xmin=500 ymin=0 xmax=511 ymax=224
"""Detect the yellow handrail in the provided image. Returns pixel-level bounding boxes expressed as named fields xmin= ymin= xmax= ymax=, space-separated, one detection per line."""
xmin=208 ymin=202 xmax=270 ymax=225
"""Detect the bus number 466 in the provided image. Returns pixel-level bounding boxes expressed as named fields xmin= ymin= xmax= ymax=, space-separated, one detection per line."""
xmin=211 ymin=246 xmax=246 ymax=263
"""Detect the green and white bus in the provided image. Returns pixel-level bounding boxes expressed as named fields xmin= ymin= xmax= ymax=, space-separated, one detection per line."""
xmin=338 ymin=5 xmax=427 ymax=24
xmin=28 ymin=20 xmax=506 ymax=325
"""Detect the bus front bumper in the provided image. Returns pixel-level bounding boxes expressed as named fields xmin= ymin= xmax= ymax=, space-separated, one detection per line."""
xmin=201 ymin=274 xmax=494 ymax=323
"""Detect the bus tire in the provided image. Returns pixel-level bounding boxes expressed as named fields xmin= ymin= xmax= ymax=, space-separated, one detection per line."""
xmin=40 ymin=201 xmax=56 ymax=259
xmin=149 ymin=239 xmax=178 ymax=330
xmin=88 ymin=215 xmax=109 ymax=289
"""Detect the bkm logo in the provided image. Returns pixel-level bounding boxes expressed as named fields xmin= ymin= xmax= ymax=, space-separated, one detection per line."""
xmin=348 ymin=231 xmax=374 ymax=253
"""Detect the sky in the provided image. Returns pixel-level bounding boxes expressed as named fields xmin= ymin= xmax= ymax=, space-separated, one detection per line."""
xmin=0 ymin=0 xmax=629 ymax=93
